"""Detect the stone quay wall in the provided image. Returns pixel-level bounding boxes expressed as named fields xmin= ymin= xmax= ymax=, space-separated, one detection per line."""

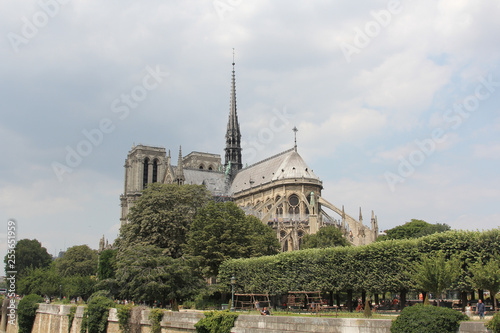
xmin=0 ymin=303 xmax=493 ymax=333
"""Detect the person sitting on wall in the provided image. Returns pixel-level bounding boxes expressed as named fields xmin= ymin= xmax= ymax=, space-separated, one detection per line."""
xmin=259 ymin=307 xmax=270 ymax=316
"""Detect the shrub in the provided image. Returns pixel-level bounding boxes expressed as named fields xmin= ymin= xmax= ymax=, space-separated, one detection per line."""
xmin=486 ymin=312 xmax=500 ymax=333
xmin=148 ymin=308 xmax=164 ymax=333
xmin=194 ymin=311 xmax=238 ymax=333
xmin=80 ymin=295 xmax=115 ymax=333
xmin=67 ymin=305 xmax=77 ymax=333
xmin=18 ymin=294 xmax=43 ymax=333
xmin=182 ymin=300 xmax=196 ymax=309
xmin=391 ymin=304 xmax=468 ymax=333
xmin=117 ymin=304 xmax=133 ymax=333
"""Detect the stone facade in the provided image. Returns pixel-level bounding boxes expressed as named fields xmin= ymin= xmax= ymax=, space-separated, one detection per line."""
xmin=119 ymin=62 xmax=379 ymax=248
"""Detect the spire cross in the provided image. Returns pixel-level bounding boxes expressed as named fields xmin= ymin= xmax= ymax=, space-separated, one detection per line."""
xmin=292 ymin=126 xmax=298 ymax=151
xmin=232 ymin=48 xmax=235 ymax=66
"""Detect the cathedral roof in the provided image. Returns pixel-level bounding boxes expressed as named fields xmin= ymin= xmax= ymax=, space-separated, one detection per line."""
xmin=173 ymin=167 xmax=227 ymax=196
xmin=230 ymin=148 xmax=320 ymax=194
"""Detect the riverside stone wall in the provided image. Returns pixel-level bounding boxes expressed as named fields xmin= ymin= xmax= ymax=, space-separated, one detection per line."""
xmin=0 ymin=303 xmax=493 ymax=333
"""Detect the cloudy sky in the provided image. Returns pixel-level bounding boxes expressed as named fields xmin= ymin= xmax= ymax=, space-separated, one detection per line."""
xmin=1 ymin=0 xmax=499 ymax=263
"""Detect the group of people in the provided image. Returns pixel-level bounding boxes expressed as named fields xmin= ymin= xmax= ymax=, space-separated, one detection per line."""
xmin=254 ymin=301 xmax=270 ymax=316
xmin=465 ymin=299 xmax=485 ymax=319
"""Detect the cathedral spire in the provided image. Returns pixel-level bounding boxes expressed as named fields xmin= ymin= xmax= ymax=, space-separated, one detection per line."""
xmin=224 ymin=50 xmax=242 ymax=176
xmin=293 ymin=126 xmax=298 ymax=152
xmin=175 ymin=146 xmax=185 ymax=185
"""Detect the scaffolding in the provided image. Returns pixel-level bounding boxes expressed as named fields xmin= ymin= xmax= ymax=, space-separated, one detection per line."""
xmin=287 ymin=291 xmax=322 ymax=311
xmin=234 ymin=293 xmax=271 ymax=310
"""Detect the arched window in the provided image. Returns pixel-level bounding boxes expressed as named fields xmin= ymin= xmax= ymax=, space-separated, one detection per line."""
xmin=152 ymin=159 xmax=158 ymax=183
xmin=288 ymin=194 xmax=300 ymax=216
xmin=208 ymin=165 xmax=213 ymax=171
xmin=275 ymin=196 xmax=283 ymax=216
xmin=143 ymin=158 xmax=149 ymax=189
xmin=199 ymin=165 xmax=204 ymax=170
xmin=298 ymin=230 xmax=304 ymax=249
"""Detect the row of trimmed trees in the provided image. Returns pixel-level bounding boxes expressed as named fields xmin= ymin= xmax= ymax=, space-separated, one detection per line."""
xmin=219 ymin=229 xmax=500 ymax=311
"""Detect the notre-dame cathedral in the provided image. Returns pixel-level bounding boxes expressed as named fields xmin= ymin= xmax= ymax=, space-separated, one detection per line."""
xmin=120 ymin=61 xmax=379 ymax=250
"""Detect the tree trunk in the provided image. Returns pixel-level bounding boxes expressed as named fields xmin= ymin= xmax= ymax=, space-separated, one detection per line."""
xmin=479 ymin=289 xmax=484 ymax=301
xmin=361 ymin=291 xmax=366 ymax=307
xmin=374 ymin=293 xmax=379 ymax=305
xmin=461 ymin=291 xmax=468 ymax=312
xmin=347 ymin=290 xmax=353 ymax=312
xmin=422 ymin=291 xmax=427 ymax=304
xmin=491 ymin=290 xmax=497 ymax=311
xmin=336 ymin=293 xmax=341 ymax=307
xmin=328 ymin=291 xmax=334 ymax=306
xmin=400 ymin=290 xmax=407 ymax=312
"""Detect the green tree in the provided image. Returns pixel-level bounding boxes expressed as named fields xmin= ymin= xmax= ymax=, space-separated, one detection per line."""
xmin=63 ymin=275 xmax=96 ymax=301
xmin=470 ymin=257 xmax=500 ymax=311
xmin=117 ymin=183 xmax=211 ymax=258
xmin=185 ymin=201 xmax=280 ymax=277
xmin=17 ymin=294 xmax=43 ymax=333
xmin=246 ymin=215 xmax=281 ymax=257
xmin=17 ymin=264 xmax=62 ymax=297
xmin=4 ymin=239 xmax=52 ymax=277
xmin=115 ymin=245 xmax=205 ymax=306
xmin=55 ymin=245 xmax=98 ymax=277
xmin=97 ymin=249 xmax=118 ymax=280
xmin=80 ymin=295 xmax=115 ymax=333
xmin=18 ymin=264 xmax=96 ymax=300
xmin=378 ymin=219 xmax=450 ymax=241
xmin=301 ymin=225 xmax=350 ymax=249
xmin=412 ymin=252 xmax=460 ymax=306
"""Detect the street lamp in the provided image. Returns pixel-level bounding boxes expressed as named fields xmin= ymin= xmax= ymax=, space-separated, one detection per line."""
xmin=230 ymin=276 xmax=236 ymax=312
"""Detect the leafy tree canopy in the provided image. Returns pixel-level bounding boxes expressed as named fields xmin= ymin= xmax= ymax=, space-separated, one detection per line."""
xmin=412 ymin=252 xmax=460 ymax=306
xmin=301 ymin=225 xmax=351 ymax=249
xmin=185 ymin=201 xmax=280 ymax=277
xmin=377 ymin=219 xmax=450 ymax=241
xmin=114 ymin=245 xmax=205 ymax=305
xmin=18 ymin=263 xmax=96 ymax=300
xmin=117 ymin=183 xmax=211 ymax=258
xmin=4 ymin=239 xmax=52 ymax=277
xmin=55 ymin=244 xmax=98 ymax=277
xmin=97 ymin=249 xmax=118 ymax=280
xmin=470 ymin=257 xmax=500 ymax=310
xmin=17 ymin=264 xmax=62 ymax=297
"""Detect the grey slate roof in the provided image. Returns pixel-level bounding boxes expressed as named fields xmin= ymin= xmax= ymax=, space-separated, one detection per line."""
xmin=230 ymin=148 xmax=320 ymax=194
xmin=174 ymin=167 xmax=228 ymax=196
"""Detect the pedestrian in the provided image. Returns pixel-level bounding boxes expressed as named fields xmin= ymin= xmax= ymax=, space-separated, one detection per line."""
xmin=476 ymin=299 xmax=485 ymax=320
xmin=465 ymin=302 xmax=472 ymax=318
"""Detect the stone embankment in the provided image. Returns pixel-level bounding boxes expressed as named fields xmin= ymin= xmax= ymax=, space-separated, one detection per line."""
xmin=0 ymin=303 xmax=492 ymax=333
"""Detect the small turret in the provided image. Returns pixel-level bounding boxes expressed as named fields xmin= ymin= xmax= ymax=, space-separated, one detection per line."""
xmin=175 ymin=146 xmax=185 ymax=185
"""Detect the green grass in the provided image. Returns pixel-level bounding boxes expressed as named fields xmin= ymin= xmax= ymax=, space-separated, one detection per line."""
xmin=235 ymin=309 xmax=395 ymax=319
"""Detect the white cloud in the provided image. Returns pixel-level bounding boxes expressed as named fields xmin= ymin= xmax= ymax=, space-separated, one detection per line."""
xmin=473 ymin=144 xmax=500 ymax=159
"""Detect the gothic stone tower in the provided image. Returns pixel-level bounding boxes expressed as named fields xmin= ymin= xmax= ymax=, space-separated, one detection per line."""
xmin=120 ymin=144 xmax=169 ymax=226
